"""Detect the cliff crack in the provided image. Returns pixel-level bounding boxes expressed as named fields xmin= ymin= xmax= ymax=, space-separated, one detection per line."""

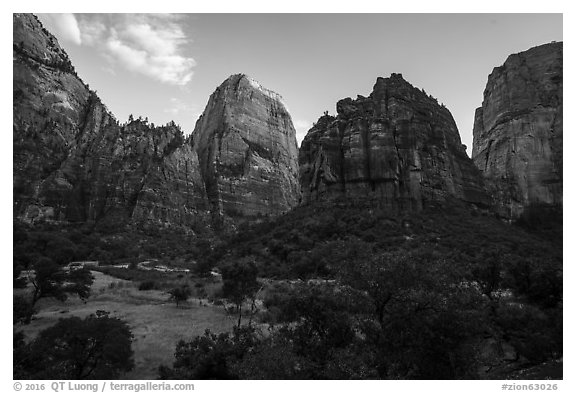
xmin=337 ymin=121 xmax=347 ymax=193
xmin=484 ymin=140 xmax=493 ymax=172
xmin=392 ymin=124 xmax=404 ymax=187
xmin=361 ymin=119 xmax=374 ymax=191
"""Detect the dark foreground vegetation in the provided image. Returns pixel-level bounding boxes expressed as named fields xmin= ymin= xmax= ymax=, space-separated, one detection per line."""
xmin=14 ymin=311 xmax=134 ymax=379
xmin=13 ymin=201 xmax=562 ymax=379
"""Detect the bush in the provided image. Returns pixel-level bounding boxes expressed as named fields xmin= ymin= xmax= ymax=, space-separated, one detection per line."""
xmin=168 ymin=285 xmax=192 ymax=307
xmin=159 ymin=327 xmax=257 ymax=379
xmin=495 ymin=302 xmax=562 ymax=362
xmin=138 ymin=280 xmax=157 ymax=291
xmin=13 ymin=296 xmax=34 ymax=325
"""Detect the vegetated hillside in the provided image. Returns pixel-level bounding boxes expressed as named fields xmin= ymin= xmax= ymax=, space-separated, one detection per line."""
xmin=13 ymin=198 xmax=562 ymax=379
xmin=13 ymin=219 xmax=214 ymax=272
xmin=212 ymin=200 xmax=561 ymax=286
xmin=157 ymin=201 xmax=561 ymax=379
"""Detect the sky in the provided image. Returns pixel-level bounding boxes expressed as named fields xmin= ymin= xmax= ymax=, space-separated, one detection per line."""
xmin=36 ymin=13 xmax=562 ymax=156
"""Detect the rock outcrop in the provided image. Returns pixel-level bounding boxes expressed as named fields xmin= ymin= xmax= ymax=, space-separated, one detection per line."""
xmin=299 ymin=73 xmax=489 ymax=210
xmin=192 ymin=74 xmax=300 ymax=217
xmin=472 ymin=42 xmax=563 ymax=218
xmin=13 ymin=13 xmax=208 ymax=227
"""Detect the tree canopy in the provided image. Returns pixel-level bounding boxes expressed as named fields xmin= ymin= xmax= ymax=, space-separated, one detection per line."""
xmin=221 ymin=259 xmax=260 ymax=327
xmin=14 ymin=311 xmax=134 ymax=379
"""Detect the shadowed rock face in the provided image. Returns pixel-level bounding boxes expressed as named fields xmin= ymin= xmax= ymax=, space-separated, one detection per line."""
xmin=299 ymin=74 xmax=489 ymax=210
xmin=13 ymin=13 xmax=209 ymax=227
xmin=472 ymin=42 xmax=562 ymax=218
xmin=192 ymin=74 xmax=300 ymax=218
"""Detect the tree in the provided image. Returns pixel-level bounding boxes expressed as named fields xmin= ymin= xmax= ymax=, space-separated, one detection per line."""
xmin=22 ymin=258 xmax=94 ymax=323
xmin=13 ymin=296 xmax=34 ymax=325
xmin=159 ymin=326 xmax=257 ymax=380
xmin=221 ymin=259 xmax=260 ymax=327
xmin=13 ymin=259 xmax=27 ymax=288
xmin=168 ymin=285 xmax=191 ymax=307
xmin=340 ymin=249 xmax=487 ymax=378
xmin=194 ymin=258 xmax=216 ymax=277
xmin=25 ymin=231 xmax=78 ymax=265
xmin=268 ymin=283 xmax=356 ymax=366
xmin=470 ymin=249 xmax=503 ymax=301
xmin=504 ymin=254 xmax=562 ymax=308
xmin=230 ymin=336 xmax=308 ymax=379
xmin=193 ymin=239 xmax=216 ymax=277
xmin=14 ymin=311 xmax=134 ymax=379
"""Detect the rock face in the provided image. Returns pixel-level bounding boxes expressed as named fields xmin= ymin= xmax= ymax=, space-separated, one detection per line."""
xmin=192 ymin=74 xmax=300 ymax=217
xmin=472 ymin=42 xmax=563 ymax=218
xmin=299 ymin=73 xmax=489 ymax=210
xmin=13 ymin=13 xmax=208 ymax=227
xmin=14 ymin=15 xmax=301 ymax=226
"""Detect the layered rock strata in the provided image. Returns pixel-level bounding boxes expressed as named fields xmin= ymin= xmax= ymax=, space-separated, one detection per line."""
xmin=192 ymin=74 xmax=300 ymax=217
xmin=472 ymin=42 xmax=563 ymax=218
xmin=13 ymin=13 xmax=208 ymax=227
xmin=299 ymin=73 xmax=489 ymax=210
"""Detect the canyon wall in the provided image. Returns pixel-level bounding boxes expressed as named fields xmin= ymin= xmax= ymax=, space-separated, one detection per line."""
xmin=472 ymin=42 xmax=562 ymax=218
xmin=13 ymin=13 xmax=208 ymax=228
xmin=192 ymin=74 xmax=300 ymax=217
xmin=299 ymin=73 xmax=489 ymax=210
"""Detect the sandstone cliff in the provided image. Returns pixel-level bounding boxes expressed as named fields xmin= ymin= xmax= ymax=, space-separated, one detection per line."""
xmin=13 ymin=13 xmax=208 ymax=227
xmin=472 ymin=42 xmax=563 ymax=219
xmin=299 ymin=73 xmax=489 ymax=210
xmin=192 ymin=74 xmax=300 ymax=217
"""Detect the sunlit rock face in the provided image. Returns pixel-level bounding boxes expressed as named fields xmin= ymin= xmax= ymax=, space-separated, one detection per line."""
xmin=192 ymin=74 xmax=300 ymax=218
xmin=13 ymin=13 xmax=209 ymax=227
xmin=299 ymin=73 xmax=489 ymax=210
xmin=472 ymin=42 xmax=562 ymax=218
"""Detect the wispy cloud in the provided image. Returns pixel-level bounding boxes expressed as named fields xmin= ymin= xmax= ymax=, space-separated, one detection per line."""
xmin=293 ymin=119 xmax=312 ymax=146
xmin=76 ymin=14 xmax=195 ymax=86
xmin=37 ymin=14 xmax=82 ymax=45
xmin=78 ymin=18 xmax=106 ymax=46
xmin=164 ymin=98 xmax=198 ymax=116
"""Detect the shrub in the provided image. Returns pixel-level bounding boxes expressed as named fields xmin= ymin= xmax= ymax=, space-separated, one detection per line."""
xmin=495 ymin=302 xmax=562 ymax=362
xmin=159 ymin=327 xmax=257 ymax=379
xmin=138 ymin=280 xmax=157 ymax=291
xmin=168 ymin=285 xmax=192 ymax=307
xmin=13 ymin=296 xmax=34 ymax=325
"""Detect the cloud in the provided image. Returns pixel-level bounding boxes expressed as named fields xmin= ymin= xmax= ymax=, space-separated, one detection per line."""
xmin=164 ymin=98 xmax=198 ymax=116
xmin=293 ymin=119 xmax=313 ymax=146
xmin=78 ymin=19 xmax=106 ymax=46
xmin=76 ymin=14 xmax=195 ymax=86
xmin=37 ymin=14 xmax=82 ymax=45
